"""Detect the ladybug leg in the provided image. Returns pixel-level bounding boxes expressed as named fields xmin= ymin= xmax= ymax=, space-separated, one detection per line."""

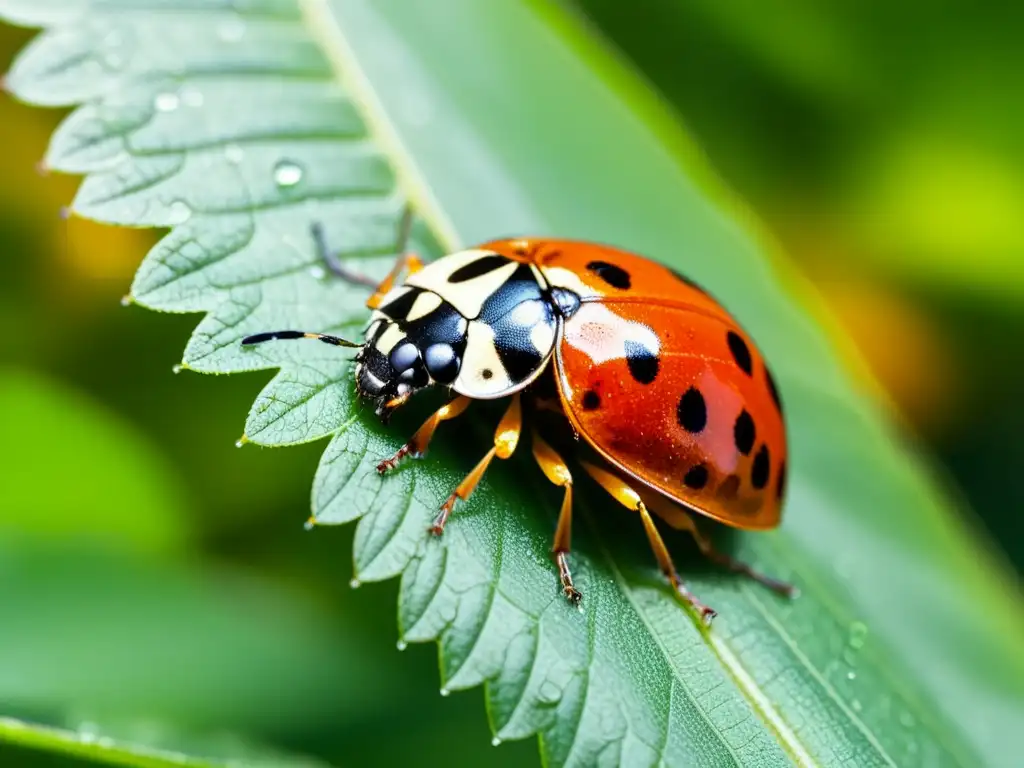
xmin=579 ymin=460 xmax=717 ymax=625
xmin=376 ymin=395 xmax=471 ymax=474
xmin=431 ymin=394 xmax=522 ymax=535
xmin=530 ymin=430 xmax=581 ymax=605
xmin=644 ymin=497 xmax=796 ymax=598
xmin=311 ymin=206 xmax=424 ymax=309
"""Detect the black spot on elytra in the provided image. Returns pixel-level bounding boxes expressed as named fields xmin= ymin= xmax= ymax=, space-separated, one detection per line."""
xmin=727 ymin=331 xmax=753 ymax=376
xmin=448 ymin=254 xmax=509 ymax=283
xmin=624 ymin=339 xmax=659 ymax=384
xmin=677 ymin=387 xmax=707 ymax=433
xmin=776 ymin=461 xmax=787 ymax=501
xmin=765 ymin=365 xmax=782 ymax=413
xmin=582 ymin=390 xmax=601 ymax=410
xmin=752 ymin=444 xmax=771 ymax=490
xmin=586 ymin=260 xmax=631 ymax=290
xmin=733 ymin=409 xmax=756 ymax=455
xmin=481 ymin=368 xmax=494 ymax=380
xmin=683 ymin=464 xmax=708 ymax=490
xmin=717 ymin=475 xmax=740 ymax=499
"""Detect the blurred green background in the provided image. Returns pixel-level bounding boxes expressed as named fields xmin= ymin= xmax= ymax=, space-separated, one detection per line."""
xmin=1 ymin=1 xmax=1021 ymax=765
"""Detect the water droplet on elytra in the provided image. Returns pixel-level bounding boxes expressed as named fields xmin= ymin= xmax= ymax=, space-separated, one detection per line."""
xmin=166 ymin=200 xmax=192 ymax=225
xmin=224 ymin=144 xmax=244 ymax=164
xmin=273 ymin=160 xmax=303 ymax=188
xmin=154 ymin=91 xmax=179 ymax=112
xmin=396 ymin=639 xmax=407 ymax=651
xmin=491 ymin=737 xmax=502 ymax=747
xmin=439 ymin=687 xmax=450 ymax=697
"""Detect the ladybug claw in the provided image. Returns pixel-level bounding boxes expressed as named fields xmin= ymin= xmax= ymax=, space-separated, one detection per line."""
xmin=564 ymin=585 xmax=583 ymax=606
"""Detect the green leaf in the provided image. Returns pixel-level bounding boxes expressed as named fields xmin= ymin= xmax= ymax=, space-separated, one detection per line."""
xmin=0 ymin=716 xmax=329 ymax=768
xmin=3 ymin=1 xmax=1022 ymax=767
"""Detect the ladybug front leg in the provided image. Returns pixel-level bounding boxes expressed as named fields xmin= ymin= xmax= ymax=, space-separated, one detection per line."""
xmin=642 ymin=495 xmax=797 ymax=598
xmin=530 ymin=430 xmax=582 ymax=605
xmin=431 ymin=394 xmax=522 ymax=535
xmin=579 ymin=460 xmax=717 ymax=625
xmin=376 ymin=395 xmax=472 ymax=474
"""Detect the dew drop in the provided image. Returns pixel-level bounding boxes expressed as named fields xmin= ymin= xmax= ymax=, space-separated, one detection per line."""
xmin=218 ymin=16 xmax=246 ymax=42
xmin=439 ymin=687 xmax=450 ymax=697
xmin=309 ymin=265 xmax=327 ymax=280
xmin=848 ymin=621 xmax=868 ymax=649
xmin=166 ymin=200 xmax=192 ymax=225
xmin=224 ymin=143 xmax=244 ymax=164
xmin=77 ymin=722 xmax=99 ymax=744
xmin=181 ymin=87 xmax=204 ymax=108
xmin=846 ymin=671 xmax=856 ymax=681
xmin=273 ymin=160 xmax=304 ymax=188
xmin=171 ymin=364 xmax=183 ymax=374
xmin=303 ymin=517 xmax=316 ymax=531
xmin=349 ymin=577 xmax=362 ymax=589
xmin=154 ymin=91 xmax=179 ymax=112
xmin=396 ymin=639 xmax=407 ymax=652
xmin=120 ymin=294 xmax=133 ymax=307
xmin=851 ymin=699 xmax=863 ymax=712
xmin=538 ymin=681 xmax=562 ymax=705
xmin=491 ymin=737 xmax=502 ymax=747
xmin=234 ymin=440 xmax=245 ymax=449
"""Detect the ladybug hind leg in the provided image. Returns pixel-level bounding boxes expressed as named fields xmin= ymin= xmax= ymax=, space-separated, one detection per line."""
xmin=530 ymin=430 xmax=581 ymax=605
xmin=377 ymin=395 xmax=472 ymax=474
xmin=643 ymin=496 xmax=797 ymax=598
xmin=431 ymin=394 xmax=522 ymax=535
xmin=311 ymin=205 xmax=424 ymax=309
xmin=578 ymin=460 xmax=717 ymax=625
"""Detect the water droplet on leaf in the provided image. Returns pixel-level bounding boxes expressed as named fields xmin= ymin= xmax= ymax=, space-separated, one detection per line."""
xmin=396 ymin=639 xmax=407 ymax=651
xmin=538 ymin=681 xmax=562 ymax=705
xmin=491 ymin=737 xmax=502 ymax=747
xmin=851 ymin=699 xmax=863 ymax=712
xmin=171 ymin=364 xmax=183 ymax=374
xmin=349 ymin=577 xmax=362 ymax=589
xmin=848 ymin=621 xmax=868 ymax=649
xmin=166 ymin=200 xmax=192 ymax=225
xmin=309 ymin=265 xmax=326 ymax=280
xmin=154 ymin=91 xmax=179 ymax=112
xmin=439 ymin=687 xmax=450 ymax=697
xmin=120 ymin=294 xmax=133 ymax=306
xmin=224 ymin=144 xmax=244 ymax=164
xmin=181 ymin=87 xmax=204 ymax=108
xmin=846 ymin=671 xmax=856 ymax=681
xmin=273 ymin=160 xmax=303 ymax=188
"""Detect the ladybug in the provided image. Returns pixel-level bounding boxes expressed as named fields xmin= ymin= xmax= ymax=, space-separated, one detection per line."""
xmin=243 ymin=212 xmax=795 ymax=623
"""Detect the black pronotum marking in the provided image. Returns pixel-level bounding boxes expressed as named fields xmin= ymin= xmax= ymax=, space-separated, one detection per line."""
xmin=423 ymin=343 xmax=459 ymax=384
xmin=624 ymin=339 xmax=659 ymax=384
xmin=765 ymin=365 xmax=782 ymax=413
xmin=478 ymin=264 xmax=556 ymax=384
xmin=726 ymin=331 xmax=753 ymax=376
xmin=751 ymin=444 xmax=771 ymax=490
xmin=677 ymin=387 xmax=707 ymax=433
xmin=733 ymin=409 xmax=756 ymax=455
xmin=683 ymin=464 xmax=709 ymax=490
xmin=582 ymin=390 xmax=601 ymax=410
xmin=378 ymin=287 xmax=419 ymax=320
xmin=586 ymin=260 xmax=631 ymax=290
xmin=447 ymin=253 xmax=510 ymax=283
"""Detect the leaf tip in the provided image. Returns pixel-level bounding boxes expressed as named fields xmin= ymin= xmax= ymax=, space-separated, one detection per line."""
xmin=235 ymin=434 xmax=249 ymax=448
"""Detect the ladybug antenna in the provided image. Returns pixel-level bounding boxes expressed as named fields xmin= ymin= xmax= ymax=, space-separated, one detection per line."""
xmin=241 ymin=330 xmax=361 ymax=349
